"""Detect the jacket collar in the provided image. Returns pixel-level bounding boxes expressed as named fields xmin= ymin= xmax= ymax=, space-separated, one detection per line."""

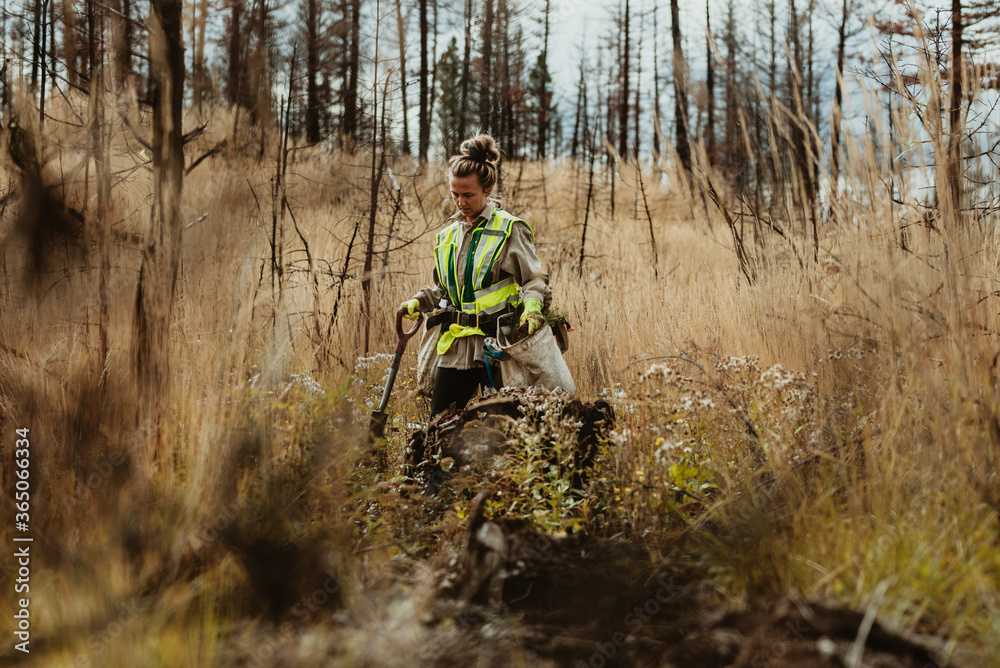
xmin=450 ymin=202 xmax=497 ymax=228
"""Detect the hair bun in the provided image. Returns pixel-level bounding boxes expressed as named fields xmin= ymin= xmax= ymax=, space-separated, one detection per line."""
xmin=465 ymin=142 xmax=486 ymax=163
xmin=463 ymin=134 xmax=500 ymax=164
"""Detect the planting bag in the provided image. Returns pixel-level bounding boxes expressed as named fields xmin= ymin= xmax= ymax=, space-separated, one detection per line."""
xmin=496 ymin=325 xmax=575 ymax=394
xmin=416 ymin=323 xmax=441 ymax=397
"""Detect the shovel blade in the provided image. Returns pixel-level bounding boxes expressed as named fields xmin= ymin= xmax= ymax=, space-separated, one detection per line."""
xmin=368 ymin=410 xmax=388 ymax=443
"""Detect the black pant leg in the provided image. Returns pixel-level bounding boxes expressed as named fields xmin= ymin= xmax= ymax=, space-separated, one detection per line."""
xmin=430 ymin=362 xmax=504 ymax=416
xmin=430 ymin=367 xmax=482 ymax=416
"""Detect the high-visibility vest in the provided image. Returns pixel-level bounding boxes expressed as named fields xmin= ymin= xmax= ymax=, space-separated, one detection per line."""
xmin=433 ymin=208 xmax=533 ymax=315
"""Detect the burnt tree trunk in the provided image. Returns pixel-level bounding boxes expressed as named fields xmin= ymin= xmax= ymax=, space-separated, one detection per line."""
xmin=418 ymin=0 xmax=429 ymax=162
xmin=460 ymin=0 xmax=471 ymax=144
xmin=538 ymin=0 xmax=550 ymax=159
xmin=135 ymin=0 xmax=185 ymax=454
xmin=226 ymin=0 xmax=243 ymax=104
xmin=480 ymin=0 xmax=493 ymax=132
xmin=571 ymin=50 xmax=586 ymax=160
xmin=428 ymin=0 xmax=439 ymax=144
xmin=946 ymin=0 xmax=964 ymax=219
xmin=618 ymin=0 xmax=629 ymax=159
xmin=305 ymin=0 xmax=321 ymax=142
xmin=705 ymin=0 xmax=715 ymax=165
xmin=397 ymin=0 xmax=410 ymax=154
xmin=652 ymin=2 xmax=661 ymax=160
xmin=342 ymin=0 xmax=361 ymax=149
xmin=830 ymin=0 xmax=847 ymax=212
xmin=122 ymin=0 xmax=133 ymax=78
xmin=63 ymin=0 xmax=79 ymax=87
xmin=633 ymin=29 xmax=641 ymax=157
xmin=30 ymin=0 xmax=42 ymax=89
xmin=670 ymin=0 xmax=691 ymax=176
xmin=90 ymin=0 xmax=111 ymax=371
xmin=109 ymin=0 xmax=131 ymax=90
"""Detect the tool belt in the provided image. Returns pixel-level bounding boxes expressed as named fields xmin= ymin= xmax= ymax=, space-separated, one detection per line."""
xmin=426 ymin=305 xmax=518 ymax=332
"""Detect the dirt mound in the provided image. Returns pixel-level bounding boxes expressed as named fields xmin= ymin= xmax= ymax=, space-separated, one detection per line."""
xmin=405 ymin=387 xmax=615 ymax=493
xmin=392 ymin=389 xmax=950 ymax=667
xmin=419 ymin=494 xmax=949 ymax=667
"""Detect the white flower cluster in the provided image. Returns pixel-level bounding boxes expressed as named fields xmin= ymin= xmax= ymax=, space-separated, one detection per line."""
xmin=759 ymin=364 xmax=808 ymax=392
xmin=827 ymin=347 xmax=866 ymax=361
xmin=653 ymin=438 xmax=684 ymax=463
xmin=639 ymin=364 xmax=679 ymax=384
xmin=679 ymin=393 xmax=716 ymax=413
xmin=608 ymin=428 xmax=633 ymax=447
xmin=714 ymin=355 xmax=761 ymax=376
xmin=597 ymin=383 xmax=628 ymax=399
xmin=353 ymin=352 xmax=395 ymax=378
xmin=287 ymin=372 xmax=325 ymax=395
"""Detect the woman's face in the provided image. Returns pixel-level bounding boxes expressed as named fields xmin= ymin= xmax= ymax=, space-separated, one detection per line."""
xmin=450 ymin=173 xmax=491 ymax=222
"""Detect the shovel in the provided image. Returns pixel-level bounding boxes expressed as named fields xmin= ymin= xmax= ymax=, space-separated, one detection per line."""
xmin=368 ymin=306 xmax=424 ymax=443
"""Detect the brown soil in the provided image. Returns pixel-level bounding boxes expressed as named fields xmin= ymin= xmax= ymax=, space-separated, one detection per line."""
xmin=419 ymin=491 xmax=950 ymax=667
xmin=399 ymin=391 xmax=954 ymax=668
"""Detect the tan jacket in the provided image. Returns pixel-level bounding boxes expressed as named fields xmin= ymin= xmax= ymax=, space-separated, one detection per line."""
xmin=411 ymin=202 xmax=552 ymax=370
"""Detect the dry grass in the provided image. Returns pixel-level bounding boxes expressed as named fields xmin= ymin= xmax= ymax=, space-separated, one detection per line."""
xmin=1 ymin=76 xmax=999 ymax=666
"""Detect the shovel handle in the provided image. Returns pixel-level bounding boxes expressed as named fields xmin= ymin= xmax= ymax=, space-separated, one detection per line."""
xmin=374 ymin=309 xmax=423 ymax=416
xmin=395 ymin=307 xmax=424 ymax=355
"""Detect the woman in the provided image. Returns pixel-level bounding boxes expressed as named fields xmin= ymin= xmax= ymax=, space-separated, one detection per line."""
xmin=399 ymin=134 xmax=551 ymax=416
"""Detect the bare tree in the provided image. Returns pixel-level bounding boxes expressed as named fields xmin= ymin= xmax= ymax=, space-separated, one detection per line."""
xmin=480 ymin=0 xmax=494 ymax=132
xmin=30 ymin=0 xmax=42 ymax=89
xmin=671 ymin=0 xmax=691 ymax=175
xmin=618 ymin=0 xmax=630 ymax=158
xmin=226 ymin=0 xmax=244 ymax=104
xmin=304 ymin=0 xmax=321 ymax=142
xmin=460 ymin=0 xmax=472 ymax=139
xmin=134 ymin=0 xmax=184 ymax=453
xmin=945 ymin=0 xmax=964 ymax=217
xmin=705 ymin=0 xmax=716 ymax=165
xmin=418 ymin=0 xmax=429 ymax=161
xmin=538 ymin=0 xmax=551 ymax=159
xmin=570 ymin=43 xmax=588 ymax=160
xmin=652 ymin=2 xmax=662 ymax=161
xmin=343 ymin=0 xmax=361 ymax=148
xmin=396 ymin=0 xmax=410 ymax=154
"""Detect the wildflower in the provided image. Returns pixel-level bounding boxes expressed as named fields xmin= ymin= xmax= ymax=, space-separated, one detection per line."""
xmin=654 ymin=439 xmax=681 ymax=462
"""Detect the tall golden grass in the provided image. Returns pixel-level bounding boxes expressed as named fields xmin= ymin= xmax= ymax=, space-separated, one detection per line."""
xmin=1 ymin=58 xmax=999 ymax=664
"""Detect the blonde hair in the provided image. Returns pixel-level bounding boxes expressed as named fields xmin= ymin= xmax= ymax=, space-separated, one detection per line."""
xmin=448 ymin=134 xmax=501 ymax=194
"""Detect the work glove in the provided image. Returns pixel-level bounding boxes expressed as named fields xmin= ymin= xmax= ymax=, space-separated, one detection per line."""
xmin=400 ymin=298 xmax=421 ymax=320
xmin=519 ymin=299 xmax=545 ymax=335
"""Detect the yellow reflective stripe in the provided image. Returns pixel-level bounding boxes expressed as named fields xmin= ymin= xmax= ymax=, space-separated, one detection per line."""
xmin=475 ymin=281 xmax=521 ymax=314
xmin=474 ymin=275 xmax=516 ymax=299
xmin=472 ymin=212 xmax=513 ymax=289
xmin=497 ymin=212 xmax=534 ymax=245
xmin=461 ymin=283 xmax=520 ymax=315
xmin=433 ymin=223 xmax=461 ymax=305
xmin=473 ymin=230 xmax=507 ymax=287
